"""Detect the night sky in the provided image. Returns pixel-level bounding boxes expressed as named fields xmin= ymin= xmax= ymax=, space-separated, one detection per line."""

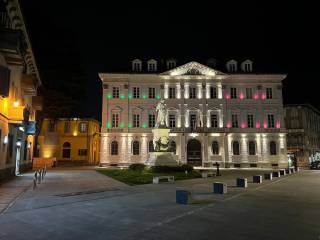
xmin=19 ymin=1 xmax=319 ymax=121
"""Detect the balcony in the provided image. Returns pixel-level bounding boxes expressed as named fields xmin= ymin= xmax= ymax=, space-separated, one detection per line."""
xmin=21 ymin=74 xmax=37 ymax=96
xmin=32 ymin=96 xmax=43 ymax=110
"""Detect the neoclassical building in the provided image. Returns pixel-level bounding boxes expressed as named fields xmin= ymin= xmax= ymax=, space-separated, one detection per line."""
xmin=100 ymin=59 xmax=288 ymax=168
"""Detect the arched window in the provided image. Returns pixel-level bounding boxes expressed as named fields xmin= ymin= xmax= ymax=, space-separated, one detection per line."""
xmin=212 ymin=141 xmax=219 ymax=155
xmin=170 ymin=141 xmax=176 ymax=154
xmin=270 ymin=141 xmax=277 ymax=155
xmin=133 ymin=141 xmax=140 ymax=155
xmin=62 ymin=142 xmax=71 ymax=158
xmin=111 ymin=141 xmax=118 ymax=155
xmin=233 ymin=141 xmax=240 ymax=155
xmin=148 ymin=140 xmax=154 ymax=153
xmin=248 ymin=141 xmax=256 ymax=155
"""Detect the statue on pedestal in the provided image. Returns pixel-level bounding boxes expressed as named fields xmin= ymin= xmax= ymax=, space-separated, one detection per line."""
xmin=155 ymin=99 xmax=167 ymax=128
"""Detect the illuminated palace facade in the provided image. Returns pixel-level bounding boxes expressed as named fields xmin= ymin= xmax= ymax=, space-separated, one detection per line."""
xmin=100 ymin=59 xmax=288 ymax=168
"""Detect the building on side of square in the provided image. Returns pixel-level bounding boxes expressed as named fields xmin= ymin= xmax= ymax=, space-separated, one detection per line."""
xmin=284 ymin=104 xmax=320 ymax=168
xmin=99 ymin=58 xmax=288 ymax=168
xmin=0 ymin=0 xmax=42 ymax=180
xmin=37 ymin=118 xmax=100 ymax=166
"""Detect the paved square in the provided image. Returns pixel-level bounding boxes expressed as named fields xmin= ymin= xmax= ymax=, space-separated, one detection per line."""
xmin=0 ymin=169 xmax=319 ymax=240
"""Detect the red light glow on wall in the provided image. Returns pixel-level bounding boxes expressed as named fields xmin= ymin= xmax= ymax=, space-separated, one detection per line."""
xmin=225 ymin=94 xmax=230 ymax=100
xmin=227 ymin=122 xmax=231 ymax=128
xmin=239 ymin=92 xmax=244 ymax=100
xmin=264 ymin=122 xmax=268 ymax=128
xmin=276 ymin=121 xmax=281 ymax=128
xmin=254 ymin=93 xmax=259 ymax=100
xmin=255 ymin=122 xmax=261 ymax=128
xmin=241 ymin=123 xmax=246 ymax=128
xmin=261 ymin=93 xmax=266 ymax=100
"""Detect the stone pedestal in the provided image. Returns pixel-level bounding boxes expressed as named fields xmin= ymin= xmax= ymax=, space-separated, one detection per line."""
xmin=146 ymin=152 xmax=178 ymax=166
xmin=145 ymin=128 xmax=178 ymax=166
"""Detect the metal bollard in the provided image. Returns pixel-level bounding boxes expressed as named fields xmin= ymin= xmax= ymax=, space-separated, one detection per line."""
xmin=33 ymin=177 xmax=37 ymax=190
xmin=37 ymin=170 xmax=41 ymax=184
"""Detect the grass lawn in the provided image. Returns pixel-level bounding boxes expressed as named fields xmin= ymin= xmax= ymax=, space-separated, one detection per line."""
xmin=97 ymin=169 xmax=201 ymax=185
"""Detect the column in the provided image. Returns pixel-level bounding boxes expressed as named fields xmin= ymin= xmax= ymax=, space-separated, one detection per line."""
xmin=176 ymin=83 xmax=181 ymax=99
xmin=217 ymin=82 xmax=222 ymax=99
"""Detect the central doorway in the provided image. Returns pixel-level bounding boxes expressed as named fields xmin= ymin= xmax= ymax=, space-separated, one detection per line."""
xmin=187 ymin=139 xmax=202 ymax=166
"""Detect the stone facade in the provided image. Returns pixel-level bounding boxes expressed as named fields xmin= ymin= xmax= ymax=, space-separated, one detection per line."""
xmin=99 ymin=60 xmax=288 ymax=168
xmin=284 ymin=104 xmax=320 ymax=168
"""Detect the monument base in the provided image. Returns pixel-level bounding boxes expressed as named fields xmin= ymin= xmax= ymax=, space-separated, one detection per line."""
xmin=146 ymin=152 xmax=178 ymax=166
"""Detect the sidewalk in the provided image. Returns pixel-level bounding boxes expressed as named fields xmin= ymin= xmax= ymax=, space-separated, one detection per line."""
xmin=0 ymin=172 xmax=33 ymax=214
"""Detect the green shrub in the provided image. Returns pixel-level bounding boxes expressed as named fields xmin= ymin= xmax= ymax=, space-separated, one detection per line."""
xmin=129 ymin=163 xmax=146 ymax=171
xmin=151 ymin=164 xmax=194 ymax=173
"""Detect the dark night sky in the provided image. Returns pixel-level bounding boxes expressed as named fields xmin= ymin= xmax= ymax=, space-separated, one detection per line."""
xmin=19 ymin=1 xmax=319 ymax=121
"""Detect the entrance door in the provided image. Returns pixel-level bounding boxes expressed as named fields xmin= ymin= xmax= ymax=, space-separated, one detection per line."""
xmin=187 ymin=139 xmax=202 ymax=166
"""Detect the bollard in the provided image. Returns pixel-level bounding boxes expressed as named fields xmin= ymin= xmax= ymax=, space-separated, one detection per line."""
xmin=236 ymin=178 xmax=247 ymax=188
xmin=279 ymin=169 xmax=286 ymax=176
xmin=33 ymin=178 xmax=37 ymax=190
xmin=213 ymin=182 xmax=227 ymax=194
xmin=176 ymin=189 xmax=192 ymax=204
xmin=37 ymin=170 xmax=41 ymax=184
xmin=272 ymin=171 xmax=280 ymax=177
xmin=264 ymin=173 xmax=273 ymax=180
xmin=253 ymin=175 xmax=262 ymax=183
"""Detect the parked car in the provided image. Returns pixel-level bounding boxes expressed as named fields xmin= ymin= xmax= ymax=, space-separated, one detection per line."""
xmin=310 ymin=161 xmax=320 ymax=170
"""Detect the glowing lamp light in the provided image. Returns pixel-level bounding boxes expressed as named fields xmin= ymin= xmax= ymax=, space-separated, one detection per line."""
xmin=16 ymin=141 xmax=21 ymax=147
xmin=226 ymin=122 xmax=232 ymax=128
xmin=107 ymin=122 xmax=111 ymax=129
xmin=73 ymin=131 xmax=78 ymax=136
xmin=276 ymin=122 xmax=281 ymax=129
xmin=142 ymin=95 xmax=147 ymax=99
xmin=13 ymin=101 xmax=19 ymax=107
xmin=27 ymin=142 xmax=31 ymax=149
xmin=128 ymin=123 xmax=133 ymax=128
xmin=261 ymin=93 xmax=266 ymax=100
xmin=263 ymin=122 xmax=268 ymax=128
xmin=119 ymin=122 xmax=125 ymax=128
xmin=142 ymin=123 xmax=148 ymax=128
xmin=156 ymin=95 xmax=161 ymax=100
xmin=254 ymin=93 xmax=259 ymax=100
xmin=128 ymin=94 xmax=133 ymax=99
xmin=120 ymin=94 xmax=125 ymax=100
xmin=225 ymin=94 xmax=230 ymax=100
xmin=19 ymin=126 xmax=24 ymax=132
xmin=3 ymin=135 xmax=8 ymax=144
xmin=107 ymin=94 xmax=112 ymax=100
xmin=255 ymin=122 xmax=261 ymax=129
xmin=241 ymin=123 xmax=246 ymax=128
xmin=239 ymin=92 xmax=244 ymax=100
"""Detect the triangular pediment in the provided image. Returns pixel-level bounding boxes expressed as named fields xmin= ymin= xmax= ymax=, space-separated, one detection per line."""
xmin=161 ymin=61 xmax=224 ymax=76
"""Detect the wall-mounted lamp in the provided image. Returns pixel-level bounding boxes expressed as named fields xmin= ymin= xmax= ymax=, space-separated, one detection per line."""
xmin=3 ymin=135 xmax=8 ymax=145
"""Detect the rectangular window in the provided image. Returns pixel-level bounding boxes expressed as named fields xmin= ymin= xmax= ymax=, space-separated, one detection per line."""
xmin=133 ymin=114 xmax=140 ymax=128
xmin=210 ymin=87 xmax=217 ymax=99
xmin=231 ymin=88 xmax=237 ymax=99
xmin=148 ymin=114 xmax=155 ymax=128
xmin=48 ymin=121 xmax=55 ymax=132
xmin=189 ymin=87 xmax=196 ymax=99
xmin=112 ymin=113 xmax=119 ymax=127
xmin=211 ymin=114 xmax=218 ymax=128
xmin=133 ymin=87 xmax=140 ymax=98
xmin=78 ymin=149 xmax=88 ymax=156
xmin=266 ymin=88 xmax=273 ymax=99
xmin=112 ymin=87 xmax=119 ymax=98
xmin=246 ymin=88 xmax=252 ymax=99
xmin=190 ymin=114 xmax=197 ymax=130
xmin=148 ymin=88 xmax=155 ymax=98
xmin=232 ymin=114 xmax=238 ymax=128
xmin=247 ymin=114 xmax=254 ymax=128
xmin=64 ymin=122 xmax=71 ymax=133
xmin=268 ymin=114 xmax=275 ymax=128
xmin=169 ymin=87 xmax=176 ymax=99
xmin=169 ymin=114 xmax=176 ymax=128
xmin=79 ymin=122 xmax=87 ymax=133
